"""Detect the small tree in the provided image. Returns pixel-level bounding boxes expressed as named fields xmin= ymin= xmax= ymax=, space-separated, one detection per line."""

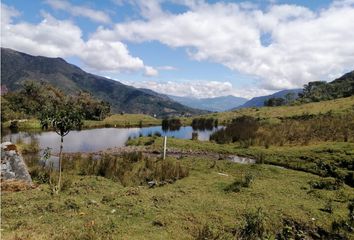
xmin=40 ymin=96 xmax=83 ymax=194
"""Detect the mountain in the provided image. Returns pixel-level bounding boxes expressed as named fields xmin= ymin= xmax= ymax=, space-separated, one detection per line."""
xmin=168 ymin=95 xmax=248 ymax=112
xmin=236 ymin=89 xmax=303 ymax=109
xmin=1 ymin=48 xmax=205 ymax=117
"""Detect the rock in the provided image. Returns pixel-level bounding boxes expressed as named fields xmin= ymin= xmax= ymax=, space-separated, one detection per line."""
xmin=148 ymin=181 xmax=156 ymax=188
xmin=1 ymin=142 xmax=32 ymax=187
xmin=228 ymin=155 xmax=256 ymax=164
xmin=1 ymin=142 xmax=13 ymax=148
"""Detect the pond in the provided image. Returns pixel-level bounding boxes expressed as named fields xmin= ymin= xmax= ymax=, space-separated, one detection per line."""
xmin=2 ymin=126 xmax=222 ymax=153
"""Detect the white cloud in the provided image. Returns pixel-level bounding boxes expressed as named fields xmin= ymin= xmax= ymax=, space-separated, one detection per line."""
xmin=81 ymin=39 xmax=144 ymax=71
xmin=157 ymin=65 xmax=177 ymax=71
xmin=45 ymin=0 xmax=111 ymax=24
xmin=122 ymin=79 xmax=272 ymax=99
xmin=1 ymin=4 xmax=148 ymax=73
xmin=132 ymin=0 xmax=165 ymax=20
xmin=144 ymin=66 xmax=159 ymax=77
xmin=1 ymin=11 xmax=85 ymax=57
xmin=1 ymin=3 xmax=20 ymax=25
xmin=96 ymin=1 xmax=354 ymax=90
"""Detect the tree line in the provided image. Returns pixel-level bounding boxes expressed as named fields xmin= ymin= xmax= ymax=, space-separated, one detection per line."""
xmin=264 ymin=71 xmax=353 ymax=107
xmin=1 ymin=80 xmax=111 ymax=123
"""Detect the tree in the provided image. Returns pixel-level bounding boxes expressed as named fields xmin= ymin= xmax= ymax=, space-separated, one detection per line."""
xmin=75 ymin=91 xmax=110 ymax=120
xmin=264 ymin=97 xmax=285 ymax=107
xmin=284 ymin=92 xmax=295 ymax=104
xmin=39 ymin=96 xmax=83 ymax=194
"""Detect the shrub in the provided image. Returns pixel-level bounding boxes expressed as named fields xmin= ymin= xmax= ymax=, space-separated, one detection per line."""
xmin=195 ymin=224 xmax=219 ymax=240
xmin=309 ymin=179 xmax=342 ymax=190
xmin=210 ymin=116 xmax=259 ymax=144
xmin=191 ymin=118 xmax=217 ymax=130
xmin=154 ymin=131 xmax=162 ymax=137
xmin=162 ymin=118 xmax=181 ymax=131
xmin=64 ymin=199 xmax=80 ymax=211
xmin=122 ymin=151 xmax=144 ymax=163
xmin=9 ymin=120 xmax=19 ymax=131
xmin=191 ymin=132 xmax=198 ymax=140
xmin=225 ymin=173 xmax=254 ymax=192
xmin=75 ymin=153 xmax=188 ymax=187
xmin=30 ymin=166 xmax=52 ymax=184
xmin=239 ymin=208 xmax=266 ymax=240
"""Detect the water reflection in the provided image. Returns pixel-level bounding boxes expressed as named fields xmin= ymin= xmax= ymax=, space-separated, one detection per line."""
xmin=2 ymin=126 xmax=222 ymax=153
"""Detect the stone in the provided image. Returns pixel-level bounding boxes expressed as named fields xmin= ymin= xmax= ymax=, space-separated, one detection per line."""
xmin=148 ymin=181 xmax=156 ymax=188
xmin=1 ymin=142 xmax=32 ymax=186
xmin=228 ymin=155 xmax=256 ymax=164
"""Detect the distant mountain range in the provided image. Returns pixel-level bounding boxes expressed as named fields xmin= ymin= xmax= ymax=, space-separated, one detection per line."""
xmin=0 ymin=48 xmax=205 ymax=117
xmin=234 ymin=89 xmax=303 ymax=109
xmin=168 ymin=95 xmax=248 ymax=112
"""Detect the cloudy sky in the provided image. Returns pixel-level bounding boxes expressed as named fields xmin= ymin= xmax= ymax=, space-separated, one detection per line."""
xmin=1 ymin=0 xmax=354 ymax=99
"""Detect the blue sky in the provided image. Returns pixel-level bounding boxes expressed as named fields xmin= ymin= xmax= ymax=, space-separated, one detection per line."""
xmin=2 ymin=0 xmax=353 ymax=98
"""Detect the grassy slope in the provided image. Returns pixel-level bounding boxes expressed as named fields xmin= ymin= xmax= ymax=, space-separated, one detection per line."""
xmin=2 ymin=157 xmax=353 ymax=240
xmin=181 ymin=96 xmax=354 ymax=124
xmin=3 ymin=96 xmax=353 ymax=130
xmin=1 ymin=114 xmax=161 ymax=130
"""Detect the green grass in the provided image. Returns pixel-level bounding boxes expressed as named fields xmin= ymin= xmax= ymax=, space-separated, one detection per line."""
xmin=2 ymin=114 xmax=161 ymax=130
xmin=128 ymin=137 xmax=354 ymax=186
xmin=2 ymin=118 xmax=41 ymax=130
xmin=2 ymin=157 xmax=353 ymax=239
xmin=3 ymin=96 xmax=354 ymax=130
xmin=181 ymin=96 xmax=354 ymax=125
xmin=83 ymin=114 xmax=160 ymax=128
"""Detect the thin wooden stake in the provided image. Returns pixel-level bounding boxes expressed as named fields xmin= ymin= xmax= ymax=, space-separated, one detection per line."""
xmin=163 ymin=136 xmax=167 ymax=160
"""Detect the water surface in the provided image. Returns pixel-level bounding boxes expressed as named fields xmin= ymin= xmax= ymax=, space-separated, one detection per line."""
xmin=2 ymin=126 xmax=222 ymax=153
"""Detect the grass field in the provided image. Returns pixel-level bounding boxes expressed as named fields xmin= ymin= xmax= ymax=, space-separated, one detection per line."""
xmin=83 ymin=114 xmax=160 ymax=128
xmin=128 ymin=137 xmax=354 ymax=186
xmin=2 ymin=96 xmax=354 ymax=130
xmin=2 ymin=156 xmax=353 ymax=240
xmin=2 ymin=97 xmax=354 ymax=239
xmin=181 ymin=96 xmax=354 ymax=125
xmin=2 ymin=114 xmax=161 ymax=130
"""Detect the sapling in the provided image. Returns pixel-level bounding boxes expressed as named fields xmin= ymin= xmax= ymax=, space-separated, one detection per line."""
xmin=40 ymin=96 xmax=83 ymax=194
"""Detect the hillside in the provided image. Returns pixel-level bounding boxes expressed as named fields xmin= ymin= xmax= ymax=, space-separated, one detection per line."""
xmin=168 ymin=95 xmax=247 ymax=112
xmin=299 ymin=70 xmax=354 ymax=102
xmin=191 ymin=95 xmax=354 ymax=124
xmin=235 ymin=89 xmax=303 ymax=109
xmin=0 ymin=48 xmax=204 ymax=117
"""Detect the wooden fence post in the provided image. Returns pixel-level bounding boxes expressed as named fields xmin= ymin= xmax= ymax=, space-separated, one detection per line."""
xmin=163 ymin=136 xmax=167 ymax=160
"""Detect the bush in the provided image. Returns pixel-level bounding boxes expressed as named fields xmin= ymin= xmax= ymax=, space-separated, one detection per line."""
xmin=191 ymin=118 xmax=217 ymax=130
xmin=210 ymin=116 xmax=259 ymax=144
xmin=30 ymin=166 xmax=52 ymax=184
xmin=225 ymin=173 xmax=254 ymax=192
xmin=191 ymin=132 xmax=198 ymax=140
xmin=9 ymin=121 xmax=19 ymax=131
xmin=153 ymin=131 xmax=162 ymax=137
xmin=239 ymin=208 xmax=266 ymax=240
xmin=122 ymin=151 xmax=144 ymax=163
xmin=309 ymin=179 xmax=342 ymax=190
xmin=162 ymin=118 xmax=181 ymax=131
xmin=75 ymin=153 xmax=189 ymax=187
xmin=195 ymin=224 xmax=219 ymax=240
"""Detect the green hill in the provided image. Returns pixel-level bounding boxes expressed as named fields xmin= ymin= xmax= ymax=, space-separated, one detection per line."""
xmin=299 ymin=70 xmax=354 ymax=102
xmin=0 ymin=48 xmax=205 ymax=117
